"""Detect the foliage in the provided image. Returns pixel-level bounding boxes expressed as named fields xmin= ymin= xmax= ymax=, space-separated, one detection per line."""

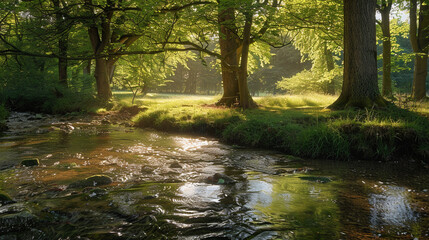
xmin=277 ymin=68 xmax=342 ymax=94
xmin=376 ymin=18 xmax=412 ymax=72
xmin=115 ymin=51 xmax=193 ymax=103
xmin=164 ymin=56 xmax=221 ymax=94
xmin=0 ymin=53 xmax=100 ymax=113
xmin=276 ymin=21 xmax=343 ymax=94
xmin=248 ymin=45 xmax=310 ymax=95
xmin=0 ymin=0 xmax=425 ymax=111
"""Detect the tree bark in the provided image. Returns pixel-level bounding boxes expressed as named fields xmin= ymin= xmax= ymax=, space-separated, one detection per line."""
xmin=216 ymin=5 xmax=240 ymax=107
xmin=53 ymin=0 xmax=68 ymax=87
xmin=58 ymin=37 xmax=68 ymax=87
xmin=88 ymin=18 xmax=113 ymax=102
xmin=379 ymin=1 xmax=393 ymax=97
xmin=107 ymin=61 xmax=116 ymax=84
xmin=238 ymin=13 xmax=256 ymax=109
xmin=329 ymin=0 xmax=385 ymax=109
xmin=412 ymin=54 xmax=428 ymax=100
xmin=94 ymin=58 xmax=112 ymax=101
xmin=410 ymin=0 xmax=429 ymax=100
xmin=86 ymin=0 xmax=140 ymax=103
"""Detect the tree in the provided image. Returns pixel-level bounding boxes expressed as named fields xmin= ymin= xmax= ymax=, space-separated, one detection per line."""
xmin=410 ymin=0 xmax=429 ymax=100
xmin=84 ymin=0 xmax=141 ymax=102
xmin=377 ymin=0 xmax=394 ymax=97
xmin=0 ymin=0 xmax=215 ymax=103
xmin=168 ymin=0 xmax=282 ymax=108
xmin=329 ymin=0 xmax=386 ymax=109
xmin=52 ymin=0 xmax=69 ymax=87
xmin=216 ymin=0 xmax=282 ymax=108
xmin=217 ymin=2 xmax=240 ymax=107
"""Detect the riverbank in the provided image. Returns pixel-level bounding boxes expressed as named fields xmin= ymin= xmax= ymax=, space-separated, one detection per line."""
xmin=127 ymin=94 xmax=429 ymax=163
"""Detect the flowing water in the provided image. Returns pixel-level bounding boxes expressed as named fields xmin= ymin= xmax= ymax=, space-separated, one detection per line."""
xmin=0 ymin=112 xmax=428 ymax=239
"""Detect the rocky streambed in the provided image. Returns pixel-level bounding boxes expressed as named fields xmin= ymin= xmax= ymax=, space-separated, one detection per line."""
xmin=0 ymin=112 xmax=428 ymax=239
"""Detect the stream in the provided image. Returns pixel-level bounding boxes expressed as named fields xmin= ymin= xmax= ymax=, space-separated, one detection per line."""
xmin=0 ymin=112 xmax=428 ymax=239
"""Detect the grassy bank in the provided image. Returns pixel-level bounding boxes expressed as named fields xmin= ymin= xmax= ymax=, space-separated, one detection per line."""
xmin=124 ymin=93 xmax=429 ymax=162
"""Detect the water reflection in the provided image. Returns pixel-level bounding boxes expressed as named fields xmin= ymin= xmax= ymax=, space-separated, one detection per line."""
xmin=0 ymin=121 xmax=428 ymax=239
xmin=174 ymin=137 xmax=211 ymax=151
xmin=369 ymin=185 xmax=417 ymax=228
xmin=246 ymin=175 xmax=341 ymax=239
xmin=179 ymin=183 xmax=222 ymax=203
xmin=246 ymin=179 xmax=273 ymax=208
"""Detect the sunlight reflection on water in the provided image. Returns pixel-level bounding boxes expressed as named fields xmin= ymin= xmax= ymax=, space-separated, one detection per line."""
xmin=178 ymin=183 xmax=222 ymax=203
xmin=246 ymin=180 xmax=273 ymax=208
xmin=369 ymin=185 xmax=417 ymax=228
xmin=174 ymin=137 xmax=210 ymax=151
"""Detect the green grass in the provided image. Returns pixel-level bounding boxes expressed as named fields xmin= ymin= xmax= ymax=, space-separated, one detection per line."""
xmin=117 ymin=92 xmax=429 ymax=162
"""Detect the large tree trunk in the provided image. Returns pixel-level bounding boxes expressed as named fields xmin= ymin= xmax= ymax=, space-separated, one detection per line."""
xmin=107 ymin=61 xmax=116 ymax=84
xmin=88 ymin=23 xmax=113 ymax=102
xmin=238 ymin=13 xmax=256 ymax=109
xmin=58 ymin=37 xmax=68 ymax=87
xmin=94 ymin=58 xmax=112 ymax=101
xmin=53 ymin=0 xmax=68 ymax=87
xmin=329 ymin=0 xmax=385 ymax=109
xmin=412 ymin=54 xmax=428 ymax=99
xmin=216 ymin=6 xmax=240 ymax=107
xmin=410 ymin=0 xmax=429 ymax=100
xmin=380 ymin=2 xmax=392 ymax=97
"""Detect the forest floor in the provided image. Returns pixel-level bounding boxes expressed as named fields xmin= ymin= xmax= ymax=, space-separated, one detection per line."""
xmin=112 ymin=92 xmax=429 ymax=164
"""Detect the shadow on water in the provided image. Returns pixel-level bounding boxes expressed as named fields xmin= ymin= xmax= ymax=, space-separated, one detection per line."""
xmin=0 ymin=113 xmax=428 ymax=239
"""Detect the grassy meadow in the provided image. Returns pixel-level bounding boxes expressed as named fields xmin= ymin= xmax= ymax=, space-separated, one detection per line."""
xmin=113 ymin=92 xmax=429 ymax=162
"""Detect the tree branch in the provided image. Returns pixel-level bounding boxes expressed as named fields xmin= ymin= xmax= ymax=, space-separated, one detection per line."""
xmin=160 ymin=1 xmax=215 ymax=13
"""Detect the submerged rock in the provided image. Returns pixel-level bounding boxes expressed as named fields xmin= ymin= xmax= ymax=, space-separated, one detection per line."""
xmin=299 ymin=176 xmax=332 ymax=183
xmin=20 ymin=158 xmax=39 ymax=167
xmin=0 ymin=211 xmax=38 ymax=233
xmin=0 ymin=191 xmax=15 ymax=206
xmin=169 ymin=161 xmax=182 ymax=169
xmin=68 ymin=175 xmax=113 ymax=189
xmin=35 ymin=128 xmax=50 ymax=134
xmin=206 ymin=173 xmax=236 ymax=185
xmin=85 ymin=188 xmax=108 ymax=200
xmin=141 ymin=166 xmax=154 ymax=173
